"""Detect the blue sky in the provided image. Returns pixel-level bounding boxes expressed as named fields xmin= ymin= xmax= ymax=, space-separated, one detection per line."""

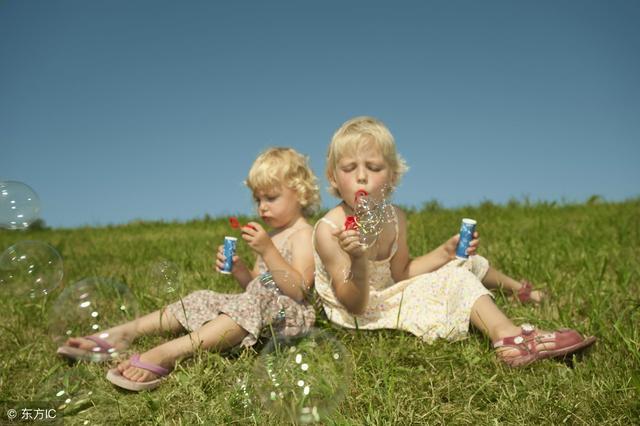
xmin=1 ymin=0 xmax=638 ymax=228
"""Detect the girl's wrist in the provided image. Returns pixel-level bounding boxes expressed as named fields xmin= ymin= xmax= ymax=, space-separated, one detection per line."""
xmin=232 ymin=262 xmax=247 ymax=277
xmin=439 ymin=244 xmax=454 ymax=262
xmin=260 ymin=242 xmax=278 ymax=259
xmin=350 ymin=254 xmax=367 ymax=266
xmin=349 ymin=257 xmax=368 ymax=281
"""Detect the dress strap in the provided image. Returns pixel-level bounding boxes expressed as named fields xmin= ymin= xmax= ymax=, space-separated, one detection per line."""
xmin=312 ymin=217 xmax=340 ymax=250
xmin=319 ymin=217 xmax=340 ymax=230
xmin=389 ymin=205 xmax=400 ymax=258
xmin=393 ymin=206 xmax=399 ymax=244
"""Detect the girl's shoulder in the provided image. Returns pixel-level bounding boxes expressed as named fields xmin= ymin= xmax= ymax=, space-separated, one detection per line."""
xmin=284 ymin=224 xmax=314 ymax=255
xmin=392 ymin=204 xmax=407 ymax=222
xmin=289 ymin=222 xmax=313 ymax=238
xmin=319 ymin=205 xmax=347 ymax=228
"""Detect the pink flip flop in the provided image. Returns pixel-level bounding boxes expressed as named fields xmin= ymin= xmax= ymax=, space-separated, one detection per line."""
xmin=57 ymin=335 xmax=119 ymax=362
xmin=106 ymin=354 xmax=171 ymax=391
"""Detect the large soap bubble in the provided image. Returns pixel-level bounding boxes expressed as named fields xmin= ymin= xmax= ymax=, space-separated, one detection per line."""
xmin=0 ymin=240 xmax=63 ymax=299
xmin=251 ymin=328 xmax=353 ymax=424
xmin=0 ymin=181 xmax=41 ymax=230
xmin=49 ymin=277 xmax=139 ymax=362
xmin=147 ymin=259 xmax=183 ymax=302
xmin=35 ymin=368 xmax=98 ymax=418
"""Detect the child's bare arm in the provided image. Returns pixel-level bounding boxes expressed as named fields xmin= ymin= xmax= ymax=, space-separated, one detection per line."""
xmin=315 ymin=221 xmax=369 ymax=315
xmin=259 ymin=227 xmax=314 ymax=302
xmin=234 ymin=264 xmax=255 ymax=289
xmin=390 ymin=208 xmax=451 ymax=280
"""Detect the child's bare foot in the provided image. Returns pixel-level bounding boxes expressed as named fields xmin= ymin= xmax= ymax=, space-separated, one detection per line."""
xmin=65 ymin=335 xmax=119 ymax=351
xmin=117 ymin=348 xmax=174 ymax=383
xmin=515 ymin=281 xmax=546 ymax=304
xmin=58 ymin=332 xmax=126 ymax=362
xmin=493 ymin=324 xmax=595 ymax=367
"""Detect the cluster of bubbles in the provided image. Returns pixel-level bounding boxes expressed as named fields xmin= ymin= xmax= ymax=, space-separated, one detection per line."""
xmin=353 ymin=185 xmax=396 ymax=247
xmin=0 ymin=180 xmax=352 ymax=423
xmin=0 ymin=182 xmax=61 ymax=298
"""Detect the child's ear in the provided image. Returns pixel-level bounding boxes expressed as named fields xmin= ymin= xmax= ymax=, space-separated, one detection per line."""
xmin=327 ymin=169 xmax=339 ymax=191
xmin=390 ymin=172 xmax=398 ymax=187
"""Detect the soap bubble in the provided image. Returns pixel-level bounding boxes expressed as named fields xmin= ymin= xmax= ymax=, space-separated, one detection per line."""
xmin=354 ymin=194 xmax=382 ymax=247
xmin=352 ymin=186 xmax=396 ymax=248
xmin=257 ymin=270 xmax=316 ymax=339
xmin=251 ymin=328 xmax=353 ymax=424
xmin=148 ymin=260 xmax=183 ymax=301
xmin=232 ymin=372 xmax=254 ymax=411
xmin=0 ymin=240 xmax=63 ymax=299
xmin=48 ymin=277 xmax=139 ymax=361
xmin=36 ymin=368 xmax=97 ymax=417
xmin=0 ymin=181 xmax=41 ymax=230
xmin=378 ymin=184 xmax=396 ymax=223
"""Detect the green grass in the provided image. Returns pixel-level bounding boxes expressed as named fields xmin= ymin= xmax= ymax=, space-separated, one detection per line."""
xmin=1 ymin=199 xmax=639 ymax=424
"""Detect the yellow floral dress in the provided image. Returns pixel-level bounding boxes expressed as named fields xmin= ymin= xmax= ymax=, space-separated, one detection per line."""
xmin=313 ymin=214 xmax=492 ymax=343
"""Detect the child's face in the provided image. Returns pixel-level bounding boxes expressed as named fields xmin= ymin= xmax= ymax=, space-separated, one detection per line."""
xmin=330 ymin=144 xmax=392 ymax=209
xmin=253 ymin=184 xmax=303 ymax=229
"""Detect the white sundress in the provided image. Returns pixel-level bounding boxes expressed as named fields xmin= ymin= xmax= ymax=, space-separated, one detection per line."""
xmin=312 ymin=212 xmax=492 ymax=343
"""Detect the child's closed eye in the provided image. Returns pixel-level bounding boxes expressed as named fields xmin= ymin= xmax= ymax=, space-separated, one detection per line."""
xmin=366 ymin=163 xmax=385 ymax=172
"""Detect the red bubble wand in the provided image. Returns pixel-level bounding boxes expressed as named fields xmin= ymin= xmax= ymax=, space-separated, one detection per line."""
xmin=229 ymin=217 xmax=257 ymax=232
xmin=344 ymin=190 xmax=368 ymax=230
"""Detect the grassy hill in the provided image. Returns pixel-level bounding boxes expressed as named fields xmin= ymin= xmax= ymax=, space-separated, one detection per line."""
xmin=1 ymin=199 xmax=639 ymax=424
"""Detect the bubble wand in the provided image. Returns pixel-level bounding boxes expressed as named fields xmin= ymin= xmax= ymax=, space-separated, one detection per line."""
xmin=344 ymin=190 xmax=368 ymax=230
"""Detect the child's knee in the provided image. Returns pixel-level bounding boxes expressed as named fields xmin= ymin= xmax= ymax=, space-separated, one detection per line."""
xmin=449 ymin=266 xmax=479 ymax=284
xmin=470 ymin=255 xmax=490 ymax=280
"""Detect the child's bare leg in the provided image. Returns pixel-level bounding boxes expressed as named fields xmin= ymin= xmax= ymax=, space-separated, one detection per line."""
xmin=118 ymin=313 xmax=248 ymax=382
xmin=482 ymin=267 xmax=544 ymax=303
xmin=65 ymin=307 xmax=184 ymax=350
xmin=469 ymin=295 xmax=521 ymax=341
xmin=469 ymin=295 xmax=556 ymax=360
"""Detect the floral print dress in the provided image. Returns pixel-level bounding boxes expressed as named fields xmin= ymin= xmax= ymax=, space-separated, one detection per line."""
xmin=167 ymin=229 xmax=315 ymax=347
xmin=313 ymin=213 xmax=492 ymax=343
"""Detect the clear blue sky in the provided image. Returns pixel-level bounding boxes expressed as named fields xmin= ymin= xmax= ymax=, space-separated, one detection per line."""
xmin=1 ymin=0 xmax=638 ymax=228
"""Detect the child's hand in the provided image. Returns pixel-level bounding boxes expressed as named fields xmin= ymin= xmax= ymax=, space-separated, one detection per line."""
xmin=241 ymin=222 xmax=276 ymax=255
xmin=443 ymin=231 xmax=480 ymax=259
xmin=332 ymin=228 xmax=367 ymax=259
xmin=215 ymin=244 xmax=242 ymax=272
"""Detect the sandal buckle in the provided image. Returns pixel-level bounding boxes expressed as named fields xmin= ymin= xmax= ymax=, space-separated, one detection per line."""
xmin=521 ymin=323 xmax=535 ymax=334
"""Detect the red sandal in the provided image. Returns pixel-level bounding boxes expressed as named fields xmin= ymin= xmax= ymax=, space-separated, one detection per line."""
xmin=493 ymin=324 xmax=596 ymax=367
xmin=516 ymin=280 xmax=545 ymax=304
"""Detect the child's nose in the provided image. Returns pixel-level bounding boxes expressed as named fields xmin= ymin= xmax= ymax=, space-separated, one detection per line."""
xmin=356 ymin=168 xmax=368 ymax=183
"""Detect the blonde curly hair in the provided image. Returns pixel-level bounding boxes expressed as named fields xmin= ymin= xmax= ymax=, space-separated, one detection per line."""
xmin=245 ymin=147 xmax=320 ymax=217
xmin=326 ymin=116 xmax=408 ymax=198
